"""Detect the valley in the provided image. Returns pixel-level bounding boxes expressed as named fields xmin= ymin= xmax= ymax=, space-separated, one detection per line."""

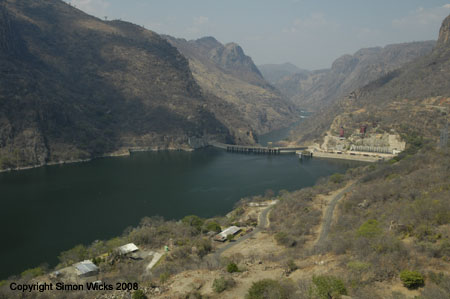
xmin=0 ymin=0 xmax=450 ymax=298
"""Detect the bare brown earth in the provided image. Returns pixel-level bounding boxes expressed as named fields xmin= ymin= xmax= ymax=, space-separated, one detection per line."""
xmin=144 ymin=184 xmax=432 ymax=299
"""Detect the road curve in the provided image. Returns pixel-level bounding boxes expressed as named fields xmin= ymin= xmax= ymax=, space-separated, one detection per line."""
xmin=314 ymin=182 xmax=357 ymax=249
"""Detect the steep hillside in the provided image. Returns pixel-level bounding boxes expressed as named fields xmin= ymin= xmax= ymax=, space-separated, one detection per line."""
xmin=164 ymin=36 xmax=299 ymax=136
xmin=275 ymin=41 xmax=435 ymax=110
xmin=0 ymin=0 xmax=242 ymax=170
xmin=290 ymin=16 xmax=450 ymax=147
xmin=258 ymin=62 xmax=309 ymax=85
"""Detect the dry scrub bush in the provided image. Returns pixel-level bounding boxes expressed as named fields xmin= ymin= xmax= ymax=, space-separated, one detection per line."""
xmin=327 ymin=148 xmax=450 ymax=283
xmin=269 ymin=187 xmax=322 ymax=248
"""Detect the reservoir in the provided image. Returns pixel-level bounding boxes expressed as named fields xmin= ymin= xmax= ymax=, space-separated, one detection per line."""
xmin=0 ymin=146 xmax=360 ymax=279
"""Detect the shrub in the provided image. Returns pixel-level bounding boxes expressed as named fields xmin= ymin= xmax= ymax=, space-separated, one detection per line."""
xmin=347 ymin=261 xmax=371 ymax=272
xmin=246 ymin=279 xmax=293 ymax=299
xmin=212 ymin=277 xmax=235 ymax=293
xmin=274 ymin=232 xmax=297 ymax=247
xmin=330 ymin=173 xmax=344 ymax=184
xmin=184 ymin=291 xmax=203 ymax=299
xmin=132 ymin=290 xmax=147 ymax=299
xmin=286 ymin=260 xmax=298 ymax=273
xmin=227 ymin=234 xmax=235 ymax=242
xmin=58 ymin=244 xmax=88 ymax=266
xmin=159 ymin=271 xmax=171 ymax=284
xmin=182 ymin=215 xmax=204 ymax=233
xmin=204 ymin=221 xmax=221 ymax=233
xmin=194 ymin=238 xmax=212 ymax=257
xmin=400 ymin=270 xmax=424 ymax=289
xmin=311 ymin=275 xmax=347 ymax=299
xmin=356 ymin=219 xmax=382 ymax=238
xmin=226 ymin=262 xmax=239 ymax=273
xmin=21 ymin=267 xmax=44 ymax=279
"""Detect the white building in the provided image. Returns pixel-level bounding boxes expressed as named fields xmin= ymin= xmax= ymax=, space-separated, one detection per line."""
xmin=214 ymin=226 xmax=241 ymax=242
xmin=74 ymin=260 xmax=99 ymax=277
xmin=117 ymin=243 xmax=139 ymax=255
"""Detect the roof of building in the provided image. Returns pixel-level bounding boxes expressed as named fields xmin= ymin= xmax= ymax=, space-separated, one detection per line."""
xmin=218 ymin=226 xmax=241 ymax=238
xmin=118 ymin=243 xmax=139 ymax=255
xmin=74 ymin=260 xmax=99 ymax=275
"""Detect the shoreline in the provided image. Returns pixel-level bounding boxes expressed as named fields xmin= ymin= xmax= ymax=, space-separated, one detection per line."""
xmin=0 ymin=146 xmax=199 ymax=174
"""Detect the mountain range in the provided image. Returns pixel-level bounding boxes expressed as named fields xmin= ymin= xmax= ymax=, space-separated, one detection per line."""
xmin=262 ymin=41 xmax=436 ymax=111
xmin=289 ymin=15 xmax=450 ymax=146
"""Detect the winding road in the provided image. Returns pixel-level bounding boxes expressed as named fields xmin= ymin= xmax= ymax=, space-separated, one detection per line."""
xmin=212 ymin=181 xmax=357 ymax=260
xmin=314 ymin=182 xmax=357 ymax=249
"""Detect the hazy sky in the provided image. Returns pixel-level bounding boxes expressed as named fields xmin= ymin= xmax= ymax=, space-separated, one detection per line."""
xmin=65 ymin=0 xmax=450 ymax=70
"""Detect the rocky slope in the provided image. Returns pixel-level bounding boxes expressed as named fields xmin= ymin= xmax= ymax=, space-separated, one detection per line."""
xmin=274 ymin=41 xmax=435 ymax=110
xmin=0 ymin=0 xmax=255 ymax=170
xmin=291 ymin=15 xmax=450 ymax=146
xmin=164 ymin=36 xmax=299 ymax=136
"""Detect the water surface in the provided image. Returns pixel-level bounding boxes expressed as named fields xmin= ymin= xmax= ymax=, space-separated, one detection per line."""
xmin=0 ymin=147 xmax=359 ymax=279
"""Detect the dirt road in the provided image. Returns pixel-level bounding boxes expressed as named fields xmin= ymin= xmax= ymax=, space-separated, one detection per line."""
xmin=314 ymin=182 xmax=356 ymax=249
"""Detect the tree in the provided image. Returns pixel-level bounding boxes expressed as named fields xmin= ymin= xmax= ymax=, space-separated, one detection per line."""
xmin=182 ymin=215 xmax=204 ymax=233
xmin=246 ymin=279 xmax=294 ymax=299
xmin=204 ymin=221 xmax=221 ymax=233
xmin=400 ymin=270 xmax=424 ymax=289
xmin=310 ymin=275 xmax=347 ymax=299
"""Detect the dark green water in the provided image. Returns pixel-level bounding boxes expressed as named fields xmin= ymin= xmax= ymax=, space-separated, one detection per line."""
xmin=0 ymin=147 xmax=360 ymax=279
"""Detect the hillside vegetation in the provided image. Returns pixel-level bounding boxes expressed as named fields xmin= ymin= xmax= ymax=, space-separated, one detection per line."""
xmin=164 ymin=36 xmax=299 ymax=137
xmin=0 ymin=0 xmax=263 ymax=170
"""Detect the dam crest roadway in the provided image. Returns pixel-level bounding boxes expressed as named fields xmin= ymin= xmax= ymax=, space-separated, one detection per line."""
xmin=209 ymin=142 xmax=307 ymax=155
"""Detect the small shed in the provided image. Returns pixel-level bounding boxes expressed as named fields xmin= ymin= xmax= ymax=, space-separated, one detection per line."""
xmin=214 ymin=226 xmax=241 ymax=242
xmin=117 ymin=243 xmax=139 ymax=255
xmin=74 ymin=260 xmax=99 ymax=277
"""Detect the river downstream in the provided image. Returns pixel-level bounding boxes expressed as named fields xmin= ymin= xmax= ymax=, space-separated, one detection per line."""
xmin=0 ymin=131 xmax=360 ymax=279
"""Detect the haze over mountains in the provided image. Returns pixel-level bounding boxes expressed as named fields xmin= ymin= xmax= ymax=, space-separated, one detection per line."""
xmin=290 ymin=14 xmax=450 ymax=146
xmin=258 ymin=63 xmax=309 ymax=85
xmin=261 ymin=41 xmax=435 ymax=111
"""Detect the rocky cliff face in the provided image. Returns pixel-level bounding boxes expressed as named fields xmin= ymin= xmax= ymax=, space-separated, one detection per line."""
xmin=164 ymin=36 xmax=298 ymax=137
xmin=273 ymin=41 xmax=436 ymax=110
xmin=0 ymin=0 xmax=236 ymax=169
